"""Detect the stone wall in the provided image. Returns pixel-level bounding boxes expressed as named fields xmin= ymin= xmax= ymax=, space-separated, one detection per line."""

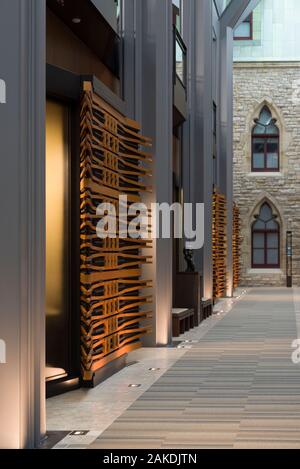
xmin=233 ymin=62 xmax=300 ymax=287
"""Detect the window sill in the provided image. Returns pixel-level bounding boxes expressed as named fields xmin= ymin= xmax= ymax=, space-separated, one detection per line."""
xmin=247 ymin=172 xmax=283 ymax=177
xmin=247 ymin=269 xmax=283 ymax=274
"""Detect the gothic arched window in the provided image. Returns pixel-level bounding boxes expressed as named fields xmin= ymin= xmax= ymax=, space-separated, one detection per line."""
xmin=252 ymin=106 xmax=279 ymax=172
xmin=252 ymin=202 xmax=280 ymax=268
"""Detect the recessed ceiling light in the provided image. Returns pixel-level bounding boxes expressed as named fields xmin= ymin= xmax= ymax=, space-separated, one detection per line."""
xmin=128 ymin=384 xmax=141 ymax=388
xmin=149 ymin=368 xmax=160 ymax=371
xmin=72 ymin=18 xmax=82 ymax=24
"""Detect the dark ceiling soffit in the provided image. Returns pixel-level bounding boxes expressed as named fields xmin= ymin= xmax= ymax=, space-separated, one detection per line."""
xmin=47 ymin=0 xmax=120 ymax=77
xmin=220 ymin=0 xmax=260 ymax=30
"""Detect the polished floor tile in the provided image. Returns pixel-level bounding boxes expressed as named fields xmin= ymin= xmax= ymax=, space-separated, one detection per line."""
xmin=47 ymin=288 xmax=300 ymax=449
xmin=90 ymin=288 xmax=300 ymax=449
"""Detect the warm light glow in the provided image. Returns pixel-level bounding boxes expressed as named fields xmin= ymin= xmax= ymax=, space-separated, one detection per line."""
xmin=45 ymin=367 xmax=67 ymax=381
xmin=46 ymin=100 xmax=69 ymax=317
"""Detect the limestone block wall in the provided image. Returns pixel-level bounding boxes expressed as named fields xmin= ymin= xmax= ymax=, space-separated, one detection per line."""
xmin=233 ymin=62 xmax=300 ymax=287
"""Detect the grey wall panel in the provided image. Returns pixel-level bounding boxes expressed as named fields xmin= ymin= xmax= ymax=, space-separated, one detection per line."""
xmin=219 ymin=0 xmax=260 ymax=296
xmin=0 ymin=0 xmax=45 ymax=449
xmin=137 ymin=0 xmax=173 ymax=346
xmin=0 ymin=1 xmax=21 ymax=446
xmin=183 ymin=0 xmax=214 ymax=298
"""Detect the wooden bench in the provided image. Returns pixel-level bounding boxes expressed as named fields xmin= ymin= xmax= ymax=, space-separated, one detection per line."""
xmin=174 ymin=272 xmax=202 ymax=326
xmin=172 ymin=308 xmax=194 ymax=337
xmin=202 ymin=298 xmax=213 ymax=320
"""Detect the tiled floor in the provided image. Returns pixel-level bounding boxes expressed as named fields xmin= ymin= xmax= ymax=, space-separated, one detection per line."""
xmin=89 ymin=288 xmax=300 ymax=449
xmin=46 ymin=290 xmax=245 ymax=448
xmin=47 ymin=287 xmax=300 ymax=449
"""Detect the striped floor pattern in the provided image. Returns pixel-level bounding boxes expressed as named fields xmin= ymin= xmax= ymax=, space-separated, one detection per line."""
xmin=90 ymin=288 xmax=300 ymax=449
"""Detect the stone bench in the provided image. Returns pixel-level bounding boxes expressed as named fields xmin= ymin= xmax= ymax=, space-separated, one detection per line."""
xmin=172 ymin=308 xmax=194 ymax=337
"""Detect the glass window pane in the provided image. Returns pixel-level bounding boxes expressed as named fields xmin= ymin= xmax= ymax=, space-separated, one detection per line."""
xmin=260 ymin=107 xmax=272 ymax=125
xmin=267 ymin=249 xmax=279 ymax=265
xmin=253 ymin=107 xmax=279 ymax=137
xmin=253 ymin=138 xmax=265 ymax=153
xmin=267 ymin=138 xmax=279 ymax=169
xmin=253 ymin=124 xmax=266 ymax=135
xmin=253 ymin=220 xmax=265 ymax=230
xmin=115 ymin=0 xmax=121 ymax=35
xmin=253 ymin=249 xmax=264 ymax=265
xmin=267 ymin=153 xmax=278 ymax=169
xmin=267 ymin=233 xmax=278 ymax=249
xmin=260 ymin=203 xmax=272 ymax=221
xmin=266 ymin=123 xmax=279 ymax=135
xmin=266 ymin=220 xmax=278 ymax=230
xmin=173 ymin=0 xmax=181 ymax=33
xmin=176 ymin=39 xmax=184 ymax=83
xmin=253 ymin=153 xmax=265 ymax=169
xmin=253 ymin=233 xmax=264 ymax=248
xmin=234 ymin=22 xmax=251 ymax=38
xmin=267 ymin=138 xmax=278 ymax=150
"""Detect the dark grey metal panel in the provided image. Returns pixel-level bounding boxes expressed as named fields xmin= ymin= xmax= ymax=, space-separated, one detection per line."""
xmin=0 ymin=0 xmax=46 ymax=448
xmin=174 ymin=77 xmax=187 ymax=120
xmin=219 ymin=0 xmax=260 ymax=296
xmin=182 ymin=0 xmax=214 ymax=297
xmin=136 ymin=0 xmax=173 ymax=346
xmin=220 ymin=0 xmax=260 ymax=29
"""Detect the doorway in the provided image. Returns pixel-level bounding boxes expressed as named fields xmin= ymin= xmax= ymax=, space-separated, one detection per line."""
xmin=45 ymin=97 xmax=80 ymax=397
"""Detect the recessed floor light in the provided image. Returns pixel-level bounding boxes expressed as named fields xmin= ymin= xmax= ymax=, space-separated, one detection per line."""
xmin=70 ymin=431 xmax=89 ymax=436
xmin=128 ymin=384 xmax=141 ymax=388
xmin=149 ymin=367 xmax=160 ymax=371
